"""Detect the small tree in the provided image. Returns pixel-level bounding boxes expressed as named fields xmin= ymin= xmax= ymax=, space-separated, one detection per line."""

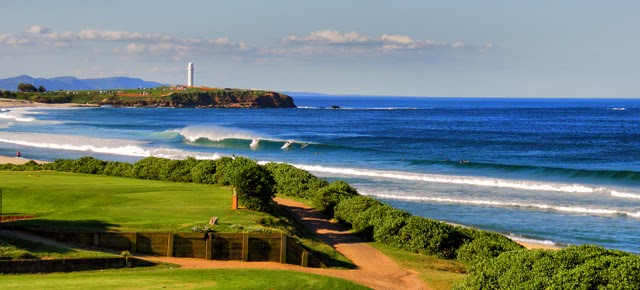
xmin=226 ymin=157 xmax=275 ymax=211
xmin=17 ymin=83 xmax=38 ymax=92
xmin=38 ymin=85 xmax=46 ymax=93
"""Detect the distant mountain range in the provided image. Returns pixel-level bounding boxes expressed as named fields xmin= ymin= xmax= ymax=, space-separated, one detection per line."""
xmin=0 ymin=75 xmax=165 ymax=91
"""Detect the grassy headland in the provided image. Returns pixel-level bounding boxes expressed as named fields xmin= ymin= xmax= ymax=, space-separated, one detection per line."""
xmin=1 ymin=86 xmax=296 ymax=108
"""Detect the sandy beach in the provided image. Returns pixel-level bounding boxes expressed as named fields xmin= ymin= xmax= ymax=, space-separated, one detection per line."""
xmin=0 ymin=98 xmax=98 ymax=108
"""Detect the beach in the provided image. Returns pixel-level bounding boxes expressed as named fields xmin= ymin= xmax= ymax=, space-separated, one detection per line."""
xmin=0 ymin=98 xmax=98 ymax=108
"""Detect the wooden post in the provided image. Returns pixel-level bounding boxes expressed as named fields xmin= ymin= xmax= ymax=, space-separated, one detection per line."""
xmin=130 ymin=232 xmax=137 ymax=253
xmin=205 ymin=232 xmax=212 ymax=260
xmin=301 ymin=250 xmax=309 ymax=267
xmin=242 ymin=233 xmax=249 ymax=262
xmin=93 ymin=233 xmax=99 ymax=247
xmin=231 ymin=188 xmax=238 ymax=210
xmin=280 ymin=234 xmax=287 ymax=264
xmin=167 ymin=233 xmax=174 ymax=257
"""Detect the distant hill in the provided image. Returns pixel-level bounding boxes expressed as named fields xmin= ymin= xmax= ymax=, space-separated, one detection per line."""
xmin=0 ymin=75 xmax=165 ymax=91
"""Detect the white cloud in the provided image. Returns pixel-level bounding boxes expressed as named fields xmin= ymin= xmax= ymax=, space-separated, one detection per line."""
xmin=26 ymin=25 xmax=51 ymax=34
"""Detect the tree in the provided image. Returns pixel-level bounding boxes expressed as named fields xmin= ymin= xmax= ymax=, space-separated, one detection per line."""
xmin=17 ymin=83 xmax=38 ymax=92
xmin=225 ymin=157 xmax=276 ymax=211
xmin=38 ymin=85 xmax=46 ymax=93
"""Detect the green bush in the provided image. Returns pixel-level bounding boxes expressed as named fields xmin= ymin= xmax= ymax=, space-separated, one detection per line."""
xmin=225 ymin=157 xmax=275 ymax=211
xmin=72 ymin=156 xmax=107 ymax=174
xmin=397 ymin=216 xmax=463 ymax=259
xmin=264 ymin=162 xmax=329 ymax=198
xmin=49 ymin=159 xmax=76 ymax=172
xmin=132 ymin=157 xmax=166 ymax=180
xmin=334 ymin=195 xmax=382 ymax=225
xmin=455 ymin=245 xmax=640 ymax=290
xmin=311 ymin=180 xmax=359 ymax=216
xmin=103 ymin=161 xmax=133 ymax=177
xmin=190 ymin=159 xmax=217 ymax=184
xmin=212 ymin=156 xmax=234 ymax=185
xmin=455 ymin=233 xmax=523 ymax=265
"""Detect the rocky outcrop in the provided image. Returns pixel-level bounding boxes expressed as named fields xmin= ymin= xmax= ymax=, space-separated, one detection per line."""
xmin=99 ymin=90 xmax=296 ymax=108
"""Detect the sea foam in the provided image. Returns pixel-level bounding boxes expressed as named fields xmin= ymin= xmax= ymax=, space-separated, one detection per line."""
xmin=293 ymin=164 xmax=640 ymax=199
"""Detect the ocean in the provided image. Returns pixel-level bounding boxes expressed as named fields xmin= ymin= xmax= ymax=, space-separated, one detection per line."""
xmin=1 ymin=96 xmax=639 ymax=253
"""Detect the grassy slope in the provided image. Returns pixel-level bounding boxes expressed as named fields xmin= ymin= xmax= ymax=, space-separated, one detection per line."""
xmin=0 ymin=234 xmax=115 ymax=260
xmin=0 ymin=268 xmax=369 ymax=290
xmin=0 ymin=171 xmax=270 ymax=232
xmin=370 ymin=242 xmax=467 ymax=290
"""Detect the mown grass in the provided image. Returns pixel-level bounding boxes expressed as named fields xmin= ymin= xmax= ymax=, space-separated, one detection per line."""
xmin=370 ymin=242 xmax=468 ymax=290
xmin=0 ymin=268 xmax=369 ymax=289
xmin=0 ymin=171 xmax=272 ymax=232
xmin=0 ymin=234 xmax=115 ymax=260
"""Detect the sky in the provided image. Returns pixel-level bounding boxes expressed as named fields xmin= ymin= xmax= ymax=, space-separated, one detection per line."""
xmin=1 ymin=0 xmax=639 ymax=98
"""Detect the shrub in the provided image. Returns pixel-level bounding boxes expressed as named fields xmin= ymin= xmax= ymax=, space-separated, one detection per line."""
xmin=190 ymin=160 xmax=217 ymax=184
xmin=311 ymin=180 xmax=359 ymax=216
xmin=212 ymin=156 xmax=234 ymax=185
xmin=264 ymin=162 xmax=329 ymax=198
xmin=132 ymin=157 xmax=166 ymax=180
xmin=397 ymin=216 xmax=463 ymax=258
xmin=455 ymin=245 xmax=640 ymax=290
xmin=49 ymin=159 xmax=76 ymax=172
xmin=225 ymin=157 xmax=275 ymax=211
xmin=72 ymin=156 xmax=107 ymax=174
xmin=103 ymin=161 xmax=133 ymax=177
xmin=456 ymin=233 xmax=524 ymax=265
xmin=334 ymin=195 xmax=382 ymax=225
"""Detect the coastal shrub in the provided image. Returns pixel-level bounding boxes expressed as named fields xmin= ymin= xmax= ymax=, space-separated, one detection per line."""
xmin=0 ymin=160 xmax=44 ymax=171
xmin=158 ymin=157 xmax=197 ymax=182
xmin=49 ymin=158 xmax=76 ymax=172
xmin=454 ymin=245 xmax=640 ymax=290
xmin=132 ymin=157 xmax=166 ymax=180
xmin=397 ymin=216 xmax=463 ymax=259
xmin=455 ymin=234 xmax=524 ymax=265
xmin=264 ymin=162 xmax=329 ymax=198
xmin=225 ymin=157 xmax=275 ymax=211
xmin=190 ymin=159 xmax=217 ymax=184
xmin=103 ymin=161 xmax=133 ymax=177
xmin=348 ymin=203 xmax=411 ymax=241
xmin=212 ymin=156 xmax=234 ymax=185
xmin=311 ymin=180 xmax=359 ymax=216
xmin=72 ymin=156 xmax=107 ymax=174
xmin=334 ymin=195 xmax=382 ymax=225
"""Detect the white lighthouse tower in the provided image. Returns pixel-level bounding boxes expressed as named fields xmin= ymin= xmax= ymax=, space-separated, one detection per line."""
xmin=187 ymin=62 xmax=194 ymax=87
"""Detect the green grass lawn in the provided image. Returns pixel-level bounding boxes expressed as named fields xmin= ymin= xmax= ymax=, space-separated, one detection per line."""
xmin=370 ymin=242 xmax=467 ymax=290
xmin=0 ymin=268 xmax=369 ymax=289
xmin=0 ymin=171 xmax=270 ymax=232
xmin=0 ymin=234 xmax=116 ymax=260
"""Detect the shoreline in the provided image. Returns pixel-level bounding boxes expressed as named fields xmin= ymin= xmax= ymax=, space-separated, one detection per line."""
xmin=0 ymin=154 xmax=560 ymax=251
xmin=0 ymin=98 xmax=99 ymax=108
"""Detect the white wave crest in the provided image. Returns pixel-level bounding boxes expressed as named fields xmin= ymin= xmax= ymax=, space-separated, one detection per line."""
xmin=174 ymin=125 xmax=263 ymax=142
xmin=610 ymin=190 xmax=640 ymax=200
xmin=507 ymin=235 xmax=559 ymax=247
xmin=250 ymin=139 xmax=260 ymax=149
xmin=294 ymin=164 xmax=630 ymax=195
xmin=0 ymin=132 xmax=221 ymax=160
xmin=362 ymin=192 xmax=640 ymax=219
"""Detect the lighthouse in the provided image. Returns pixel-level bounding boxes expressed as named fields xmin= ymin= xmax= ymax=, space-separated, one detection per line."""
xmin=187 ymin=62 xmax=194 ymax=87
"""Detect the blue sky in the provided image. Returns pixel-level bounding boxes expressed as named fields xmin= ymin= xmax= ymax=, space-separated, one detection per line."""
xmin=1 ymin=0 xmax=638 ymax=97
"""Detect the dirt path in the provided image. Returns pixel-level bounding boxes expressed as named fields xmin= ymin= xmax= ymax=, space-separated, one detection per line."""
xmin=1 ymin=198 xmax=426 ymax=289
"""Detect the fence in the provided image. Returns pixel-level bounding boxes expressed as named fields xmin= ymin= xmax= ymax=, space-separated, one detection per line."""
xmin=25 ymin=230 xmax=324 ymax=268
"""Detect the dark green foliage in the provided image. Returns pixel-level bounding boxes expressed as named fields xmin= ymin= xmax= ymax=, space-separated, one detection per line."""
xmin=132 ymin=157 xmax=166 ymax=180
xmin=397 ymin=216 xmax=463 ymax=259
xmin=38 ymin=85 xmax=46 ymax=93
xmin=190 ymin=160 xmax=217 ymax=184
xmin=455 ymin=245 xmax=640 ymax=290
xmin=49 ymin=159 xmax=77 ymax=172
xmin=264 ymin=162 xmax=329 ymax=198
xmin=455 ymin=232 xmax=524 ymax=265
xmin=0 ymin=160 xmax=44 ymax=171
xmin=103 ymin=161 xmax=133 ymax=177
xmin=334 ymin=195 xmax=382 ymax=225
xmin=311 ymin=180 xmax=359 ymax=216
xmin=17 ymin=83 xmax=38 ymax=92
xmin=72 ymin=156 xmax=107 ymax=174
xmin=212 ymin=157 xmax=233 ymax=185
xmin=225 ymin=157 xmax=276 ymax=211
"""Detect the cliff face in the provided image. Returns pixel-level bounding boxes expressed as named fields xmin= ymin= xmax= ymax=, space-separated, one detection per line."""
xmin=100 ymin=90 xmax=296 ymax=108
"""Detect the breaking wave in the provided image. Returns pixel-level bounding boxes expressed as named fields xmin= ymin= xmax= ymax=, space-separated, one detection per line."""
xmin=0 ymin=132 xmax=221 ymax=160
xmin=293 ymin=164 xmax=640 ymax=200
xmin=362 ymin=192 xmax=640 ymax=219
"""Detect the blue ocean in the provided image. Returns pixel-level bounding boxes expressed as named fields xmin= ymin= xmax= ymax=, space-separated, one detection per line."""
xmin=1 ymin=96 xmax=639 ymax=253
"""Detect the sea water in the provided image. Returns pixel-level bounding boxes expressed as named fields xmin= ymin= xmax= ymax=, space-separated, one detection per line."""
xmin=1 ymin=96 xmax=639 ymax=253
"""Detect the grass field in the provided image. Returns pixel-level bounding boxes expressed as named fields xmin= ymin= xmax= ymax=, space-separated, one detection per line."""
xmin=0 ymin=171 xmax=270 ymax=232
xmin=0 ymin=267 xmax=369 ymax=289
xmin=370 ymin=242 xmax=467 ymax=290
xmin=0 ymin=233 xmax=115 ymax=260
